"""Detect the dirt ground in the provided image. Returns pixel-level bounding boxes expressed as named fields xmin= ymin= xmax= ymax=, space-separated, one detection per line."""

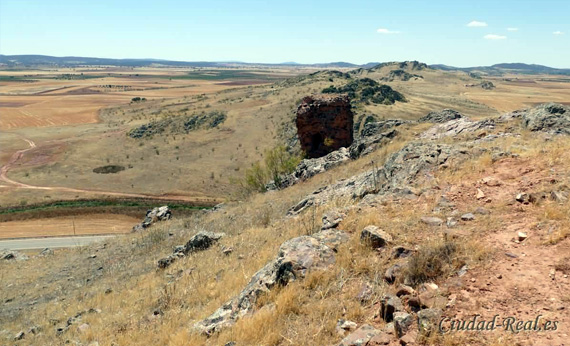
xmin=0 ymin=214 xmax=139 ymax=239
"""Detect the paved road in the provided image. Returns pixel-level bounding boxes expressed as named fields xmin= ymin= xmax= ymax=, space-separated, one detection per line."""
xmin=0 ymin=235 xmax=117 ymax=250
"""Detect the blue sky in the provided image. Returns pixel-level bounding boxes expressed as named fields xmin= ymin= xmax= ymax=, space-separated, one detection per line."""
xmin=0 ymin=0 xmax=568 ymax=67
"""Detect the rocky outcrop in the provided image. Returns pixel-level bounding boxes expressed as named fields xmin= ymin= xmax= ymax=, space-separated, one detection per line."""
xmin=158 ymin=231 xmax=224 ymax=269
xmin=268 ymin=129 xmax=397 ymax=190
xmin=348 ymin=129 xmax=398 ymax=159
xmin=296 ymin=95 xmax=354 ymax=158
xmin=288 ymin=142 xmax=472 ymax=215
xmin=194 ymin=228 xmax=348 ymax=335
xmin=132 ymin=206 xmax=171 ymax=232
xmin=521 ymin=103 xmax=570 ymax=134
xmin=419 ymin=109 xmax=463 ymax=123
xmin=420 ymin=118 xmax=495 ymax=140
xmin=361 ymin=119 xmax=408 ymax=137
xmin=381 ymin=69 xmax=424 ymax=82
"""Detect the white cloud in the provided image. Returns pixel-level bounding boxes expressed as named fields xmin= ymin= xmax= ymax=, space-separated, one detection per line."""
xmin=484 ymin=34 xmax=507 ymax=40
xmin=553 ymin=31 xmax=564 ymax=35
xmin=377 ymin=28 xmax=400 ymax=34
xmin=507 ymin=27 xmax=518 ymax=31
xmin=467 ymin=21 xmax=488 ymax=27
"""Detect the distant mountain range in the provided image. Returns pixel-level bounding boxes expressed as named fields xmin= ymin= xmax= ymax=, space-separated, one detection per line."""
xmin=1 ymin=55 xmax=568 ymax=75
xmin=430 ymin=63 xmax=570 ymax=75
xmin=0 ymin=54 xmax=379 ymax=69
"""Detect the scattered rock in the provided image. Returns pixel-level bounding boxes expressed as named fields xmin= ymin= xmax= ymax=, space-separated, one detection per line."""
xmin=516 ymin=193 xmax=530 ymax=204
xmin=446 ymin=217 xmax=458 ymax=228
xmin=395 ymin=284 xmax=415 ymax=297
xmin=356 ymin=282 xmax=374 ymax=303
xmin=517 ymin=232 xmax=528 ymax=242
xmin=361 ymin=226 xmax=392 ymax=248
xmin=420 ymin=216 xmax=444 ymax=226
xmin=461 ymin=213 xmax=475 ymax=221
xmin=551 ymin=190 xmax=569 ymax=203
xmin=158 ymin=231 xmax=224 ymax=269
xmin=222 ymin=247 xmax=233 ymax=256
xmin=132 ymin=206 xmax=172 ymax=231
xmin=336 ymin=319 xmax=358 ymax=337
xmin=393 ymin=312 xmax=413 ymax=337
xmin=474 ymin=207 xmax=490 ymax=215
xmin=14 ymin=331 xmax=25 ymax=340
xmin=482 ymin=176 xmax=502 ymax=186
xmin=380 ymin=294 xmax=404 ymax=322
xmin=384 ymin=263 xmax=405 ymax=284
xmin=322 ymin=209 xmax=346 ymax=230
xmin=505 ymin=252 xmax=519 ymax=259
xmin=476 ymin=188 xmax=485 ymax=199
xmin=1 ymin=251 xmax=27 ymax=261
xmin=417 ymin=308 xmax=442 ymax=336
xmin=419 ymin=109 xmax=463 ymax=123
xmin=337 ymin=324 xmax=383 ymax=346
xmin=391 ymin=246 xmax=413 ymax=259
xmin=39 ymin=248 xmax=54 ymax=256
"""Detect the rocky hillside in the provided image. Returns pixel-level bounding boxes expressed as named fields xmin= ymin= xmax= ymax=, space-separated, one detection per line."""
xmin=1 ymin=85 xmax=569 ymax=344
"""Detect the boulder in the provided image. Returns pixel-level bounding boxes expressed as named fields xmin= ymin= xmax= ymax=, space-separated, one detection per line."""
xmin=393 ymin=312 xmax=413 ymax=338
xmin=417 ymin=308 xmax=442 ymax=336
xmin=384 ymin=263 xmax=405 ymax=284
xmin=336 ymin=319 xmax=358 ymax=337
xmin=420 ymin=216 xmax=444 ymax=226
xmin=157 ymin=231 xmax=224 ymax=269
xmin=321 ymin=209 xmax=346 ymax=230
xmin=360 ymin=226 xmax=392 ymax=248
xmin=336 ymin=324 xmax=384 ymax=346
xmin=296 ymin=94 xmax=354 ymax=158
xmin=194 ymin=229 xmax=348 ymax=334
xmin=521 ymin=103 xmax=570 ymax=134
xmin=132 ymin=206 xmax=171 ymax=231
xmin=419 ymin=109 xmax=463 ymax=123
xmin=182 ymin=231 xmax=224 ymax=254
xmin=380 ymin=294 xmax=404 ymax=322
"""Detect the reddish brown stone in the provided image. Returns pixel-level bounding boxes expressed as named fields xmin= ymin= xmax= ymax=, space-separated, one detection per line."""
xmin=296 ymin=94 xmax=354 ymax=158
